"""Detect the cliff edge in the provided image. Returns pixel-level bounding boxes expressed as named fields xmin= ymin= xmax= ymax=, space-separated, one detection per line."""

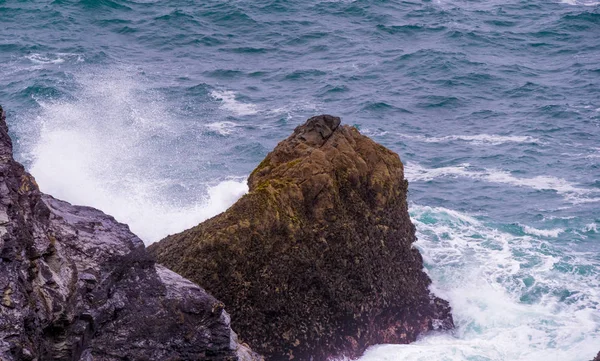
xmin=149 ymin=115 xmax=454 ymax=360
xmin=0 ymin=106 xmax=260 ymax=361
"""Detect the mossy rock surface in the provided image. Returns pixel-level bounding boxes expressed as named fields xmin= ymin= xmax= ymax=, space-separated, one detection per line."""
xmin=149 ymin=115 xmax=454 ymax=361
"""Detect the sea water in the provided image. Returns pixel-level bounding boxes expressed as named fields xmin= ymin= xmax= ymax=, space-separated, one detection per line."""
xmin=0 ymin=0 xmax=598 ymax=360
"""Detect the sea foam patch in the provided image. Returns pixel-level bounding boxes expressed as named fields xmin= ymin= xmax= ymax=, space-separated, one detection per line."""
xmin=358 ymin=205 xmax=600 ymax=361
xmin=25 ymin=53 xmax=85 ymax=65
xmin=210 ymin=90 xmax=259 ymax=116
xmin=205 ymin=121 xmax=240 ymax=135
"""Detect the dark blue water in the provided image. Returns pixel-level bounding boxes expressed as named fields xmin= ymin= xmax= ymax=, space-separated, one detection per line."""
xmin=1 ymin=0 xmax=599 ymax=359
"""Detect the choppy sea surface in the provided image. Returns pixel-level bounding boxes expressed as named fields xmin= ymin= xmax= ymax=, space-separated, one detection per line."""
xmin=1 ymin=0 xmax=599 ymax=360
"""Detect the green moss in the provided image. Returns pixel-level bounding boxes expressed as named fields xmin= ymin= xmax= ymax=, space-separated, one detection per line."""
xmin=283 ymin=158 xmax=302 ymax=169
xmin=250 ymin=157 xmax=272 ymax=178
xmin=254 ymin=177 xmax=296 ymax=193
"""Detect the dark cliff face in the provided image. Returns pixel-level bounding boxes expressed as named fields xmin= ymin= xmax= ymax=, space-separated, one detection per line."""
xmin=149 ymin=115 xmax=454 ymax=361
xmin=0 ymin=106 xmax=260 ymax=361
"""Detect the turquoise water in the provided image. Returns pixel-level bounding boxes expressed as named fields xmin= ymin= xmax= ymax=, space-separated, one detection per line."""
xmin=1 ymin=0 xmax=599 ymax=359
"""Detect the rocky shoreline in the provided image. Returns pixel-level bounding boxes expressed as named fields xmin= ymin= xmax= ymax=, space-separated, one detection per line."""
xmin=0 ymin=106 xmax=259 ymax=361
xmin=0 ymin=108 xmax=457 ymax=360
xmin=2 ymin=105 xmax=595 ymax=361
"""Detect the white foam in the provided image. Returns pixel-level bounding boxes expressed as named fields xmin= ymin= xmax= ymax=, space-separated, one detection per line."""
xmin=25 ymin=53 xmax=84 ymax=65
xmin=358 ymin=205 xmax=600 ymax=361
xmin=210 ymin=90 xmax=258 ymax=116
xmin=268 ymin=100 xmax=320 ymax=122
xmin=484 ymin=171 xmax=581 ymax=194
xmin=205 ymin=121 xmax=239 ymax=135
xmin=360 ymin=128 xmax=389 ymax=137
xmin=405 ymin=162 xmax=599 ymax=203
xmin=404 ymin=162 xmax=472 ymax=182
xmin=521 ymin=225 xmax=564 ymax=238
xmin=22 ymin=68 xmax=248 ymax=243
xmin=560 ymin=0 xmax=600 ymax=6
xmin=26 ymin=53 xmax=65 ymax=65
xmin=400 ymin=133 xmax=540 ymax=146
xmin=583 ymin=223 xmax=598 ymax=233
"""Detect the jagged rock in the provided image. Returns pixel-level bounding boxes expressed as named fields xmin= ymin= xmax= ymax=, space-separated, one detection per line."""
xmin=593 ymin=352 xmax=600 ymax=361
xmin=149 ymin=115 xmax=454 ymax=361
xmin=0 ymin=106 xmax=261 ymax=361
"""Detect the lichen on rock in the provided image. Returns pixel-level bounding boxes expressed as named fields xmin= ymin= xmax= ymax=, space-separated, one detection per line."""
xmin=149 ymin=115 xmax=454 ymax=361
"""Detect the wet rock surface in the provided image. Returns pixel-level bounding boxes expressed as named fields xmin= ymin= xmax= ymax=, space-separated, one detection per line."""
xmin=149 ymin=115 xmax=454 ymax=361
xmin=0 ymin=106 xmax=260 ymax=361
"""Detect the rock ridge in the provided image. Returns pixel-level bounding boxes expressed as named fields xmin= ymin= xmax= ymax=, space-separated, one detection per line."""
xmin=150 ymin=114 xmax=454 ymax=361
xmin=0 ymin=105 xmax=260 ymax=361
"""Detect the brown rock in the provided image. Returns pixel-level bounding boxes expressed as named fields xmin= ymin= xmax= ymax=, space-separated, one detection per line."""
xmin=149 ymin=115 xmax=453 ymax=361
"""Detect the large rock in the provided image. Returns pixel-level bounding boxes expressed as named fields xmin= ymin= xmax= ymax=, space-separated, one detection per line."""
xmin=149 ymin=115 xmax=454 ymax=360
xmin=593 ymin=352 xmax=600 ymax=361
xmin=0 ymin=106 xmax=261 ymax=361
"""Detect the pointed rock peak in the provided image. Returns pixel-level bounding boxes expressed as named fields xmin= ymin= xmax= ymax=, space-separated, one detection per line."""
xmin=150 ymin=115 xmax=453 ymax=361
xmin=293 ymin=114 xmax=341 ymax=147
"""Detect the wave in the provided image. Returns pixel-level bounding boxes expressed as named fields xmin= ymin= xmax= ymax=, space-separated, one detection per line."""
xmin=20 ymin=67 xmax=249 ymax=243
xmin=210 ymin=90 xmax=258 ymax=116
xmin=521 ymin=224 xmax=564 ymax=238
xmin=583 ymin=223 xmax=598 ymax=233
xmin=205 ymin=121 xmax=240 ymax=135
xmin=405 ymin=162 xmax=599 ymax=203
xmin=358 ymin=205 xmax=600 ymax=361
xmin=25 ymin=53 xmax=84 ymax=65
xmin=560 ymin=0 xmax=600 ymax=6
xmin=402 ymin=133 xmax=541 ymax=145
xmin=359 ymin=130 xmax=540 ymax=146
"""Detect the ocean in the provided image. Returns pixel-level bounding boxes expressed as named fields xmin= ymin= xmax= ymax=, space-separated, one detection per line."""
xmin=0 ymin=0 xmax=598 ymax=360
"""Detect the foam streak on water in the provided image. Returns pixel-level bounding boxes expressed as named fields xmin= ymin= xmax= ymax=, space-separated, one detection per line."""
xmin=404 ymin=162 xmax=600 ymax=204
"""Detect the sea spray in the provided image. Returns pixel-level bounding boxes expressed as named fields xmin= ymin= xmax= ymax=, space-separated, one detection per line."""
xmin=23 ymin=68 xmax=249 ymax=243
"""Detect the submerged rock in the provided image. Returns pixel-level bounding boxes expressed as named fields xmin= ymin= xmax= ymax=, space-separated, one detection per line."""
xmin=0 ymin=106 xmax=260 ymax=361
xmin=149 ymin=115 xmax=454 ymax=360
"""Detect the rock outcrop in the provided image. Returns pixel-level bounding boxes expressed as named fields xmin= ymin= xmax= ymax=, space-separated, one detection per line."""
xmin=593 ymin=352 xmax=600 ymax=361
xmin=0 ymin=105 xmax=260 ymax=361
xmin=149 ymin=115 xmax=454 ymax=361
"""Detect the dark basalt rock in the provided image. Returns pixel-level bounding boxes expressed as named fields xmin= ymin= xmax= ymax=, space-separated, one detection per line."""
xmin=0 ymin=106 xmax=261 ymax=361
xmin=593 ymin=352 xmax=600 ymax=361
xmin=149 ymin=115 xmax=454 ymax=361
